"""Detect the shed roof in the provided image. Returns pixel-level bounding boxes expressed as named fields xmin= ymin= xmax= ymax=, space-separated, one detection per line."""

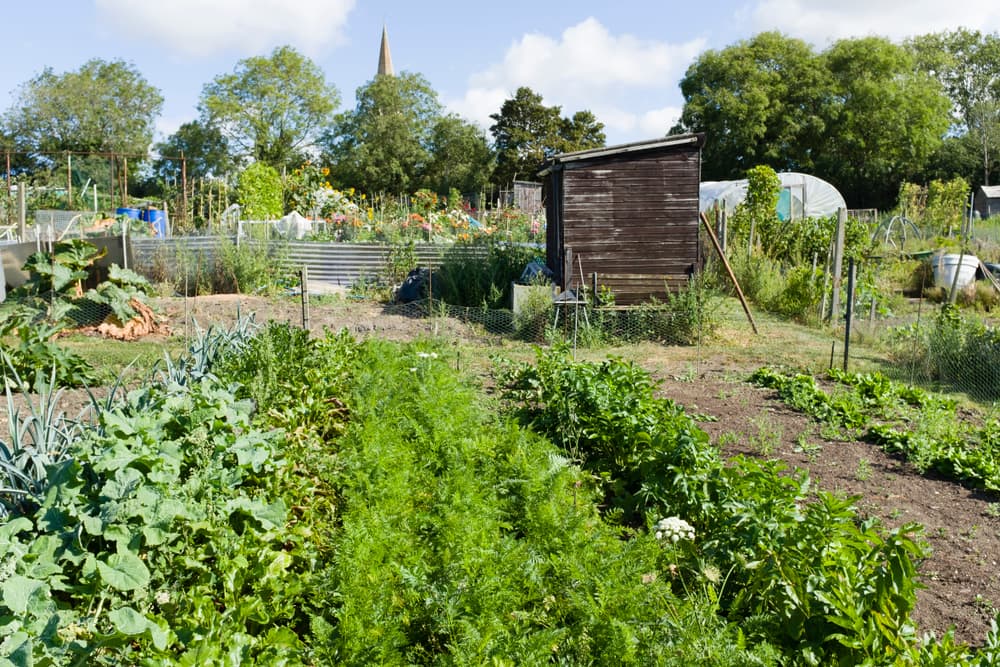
xmin=538 ymin=133 xmax=704 ymax=175
xmin=980 ymin=185 xmax=1000 ymax=199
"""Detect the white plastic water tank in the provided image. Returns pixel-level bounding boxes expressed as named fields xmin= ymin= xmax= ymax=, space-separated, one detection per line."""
xmin=932 ymin=253 xmax=979 ymax=289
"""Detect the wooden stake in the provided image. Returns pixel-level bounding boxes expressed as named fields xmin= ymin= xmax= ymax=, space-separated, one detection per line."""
xmin=829 ymin=208 xmax=846 ymax=323
xmin=978 ymin=259 xmax=1000 ymax=295
xmin=181 ymin=153 xmax=188 ymax=225
xmin=700 ymin=212 xmax=758 ymax=335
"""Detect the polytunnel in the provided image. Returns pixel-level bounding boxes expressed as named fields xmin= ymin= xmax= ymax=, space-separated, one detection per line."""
xmin=700 ymin=172 xmax=847 ymax=220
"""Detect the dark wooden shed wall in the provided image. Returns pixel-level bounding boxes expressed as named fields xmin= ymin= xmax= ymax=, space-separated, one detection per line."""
xmin=974 ymin=186 xmax=1000 ymax=220
xmin=544 ymin=141 xmax=702 ymax=305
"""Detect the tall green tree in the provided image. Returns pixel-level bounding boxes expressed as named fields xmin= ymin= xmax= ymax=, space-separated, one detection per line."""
xmin=910 ymin=29 xmax=1000 ymax=185
xmin=325 ymin=72 xmax=441 ymax=193
xmin=675 ymin=32 xmax=952 ymax=207
xmin=818 ymin=37 xmax=951 ymax=206
xmin=2 ymin=58 xmax=163 ymax=167
xmin=489 ymin=87 xmax=605 ymax=188
xmin=422 ymin=114 xmax=494 ymax=195
xmin=200 ymin=46 xmax=338 ymax=170
xmin=559 ymin=110 xmax=606 ymax=153
xmin=674 ymin=32 xmax=831 ymax=179
xmin=153 ymin=120 xmax=232 ymax=183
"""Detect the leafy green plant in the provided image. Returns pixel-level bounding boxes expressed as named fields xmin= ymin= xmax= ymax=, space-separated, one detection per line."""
xmin=0 ymin=240 xmax=162 ymax=387
xmin=310 ymin=340 xmax=777 ymax=665
xmin=0 ymin=307 xmax=95 ymax=388
xmin=512 ymin=284 xmax=553 ymax=342
xmin=432 ymin=241 xmax=538 ymax=309
xmin=0 ymin=313 xmax=351 ymax=663
xmin=729 ymin=165 xmax=782 ymax=255
xmin=213 ymin=235 xmax=292 ymax=294
xmin=237 ymin=161 xmax=283 ymax=220
xmin=19 ymin=239 xmax=107 ymax=298
xmin=750 ymin=367 xmax=867 ymax=428
xmin=0 ymin=365 xmax=82 ymax=518
xmin=753 ymin=365 xmax=1000 ymax=493
xmin=770 ymin=265 xmax=825 ymax=323
xmin=74 ymin=264 xmax=156 ymax=325
xmin=496 ymin=348 xmax=938 ymax=665
xmin=155 ymin=311 xmax=259 ymax=386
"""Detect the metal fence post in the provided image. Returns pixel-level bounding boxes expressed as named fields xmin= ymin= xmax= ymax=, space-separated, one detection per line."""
xmin=301 ymin=266 xmax=310 ymax=332
xmin=843 ymin=258 xmax=856 ymax=372
xmin=17 ymin=183 xmax=26 ymax=241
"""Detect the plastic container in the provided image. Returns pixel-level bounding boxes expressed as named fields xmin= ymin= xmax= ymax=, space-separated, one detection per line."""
xmin=932 ymin=253 xmax=979 ymax=289
xmin=115 ymin=207 xmax=141 ymax=220
xmin=141 ymin=208 xmax=167 ymax=237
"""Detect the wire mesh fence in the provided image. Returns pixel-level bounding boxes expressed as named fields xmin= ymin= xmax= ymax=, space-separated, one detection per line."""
xmin=3 ymin=276 xmax=1000 ymax=405
xmin=871 ymin=305 xmax=1000 ymax=403
xmin=345 ymin=297 xmax=714 ymax=348
xmin=4 ymin=237 xmax=1000 ymax=406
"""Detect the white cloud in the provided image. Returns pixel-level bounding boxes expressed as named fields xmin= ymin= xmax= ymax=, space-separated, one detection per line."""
xmin=637 ymin=106 xmax=683 ymax=137
xmin=743 ymin=0 xmax=1000 ymax=44
xmin=576 ymin=105 xmax=682 ymax=143
xmin=445 ymin=18 xmax=703 ymax=144
xmin=154 ymin=115 xmax=184 ymax=143
xmin=94 ymin=0 xmax=356 ymax=57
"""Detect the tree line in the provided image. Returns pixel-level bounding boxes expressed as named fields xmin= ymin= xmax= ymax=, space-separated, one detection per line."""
xmin=3 ymin=29 xmax=999 ymax=210
xmin=0 ymin=46 xmax=604 ymax=201
xmin=673 ymin=29 xmax=1000 ymax=208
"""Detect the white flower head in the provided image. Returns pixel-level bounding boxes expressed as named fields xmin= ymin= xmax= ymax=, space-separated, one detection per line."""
xmin=654 ymin=517 xmax=695 ymax=544
xmin=417 ymin=352 xmax=439 ymax=359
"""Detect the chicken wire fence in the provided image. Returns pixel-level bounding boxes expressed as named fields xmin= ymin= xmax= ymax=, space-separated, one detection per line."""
xmin=0 ymin=291 xmax=131 ymax=332
xmin=866 ymin=306 xmax=1000 ymax=404
xmin=373 ymin=297 xmax=713 ymax=348
xmin=3 ymin=266 xmax=1000 ymax=404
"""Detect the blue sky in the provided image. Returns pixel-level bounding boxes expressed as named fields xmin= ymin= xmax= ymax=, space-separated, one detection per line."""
xmin=3 ymin=1 xmax=1000 ymax=147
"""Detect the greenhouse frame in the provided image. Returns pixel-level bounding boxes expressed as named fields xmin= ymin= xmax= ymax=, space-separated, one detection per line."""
xmin=700 ymin=172 xmax=847 ymax=220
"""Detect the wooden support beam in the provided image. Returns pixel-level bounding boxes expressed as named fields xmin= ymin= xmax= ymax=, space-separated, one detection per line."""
xmin=700 ymin=211 xmax=759 ymax=335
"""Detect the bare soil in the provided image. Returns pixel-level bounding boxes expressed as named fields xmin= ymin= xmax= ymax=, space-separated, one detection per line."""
xmin=4 ymin=294 xmax=998 ymax=648
xmin=654 ymin=364 xmax=1000 ymax=648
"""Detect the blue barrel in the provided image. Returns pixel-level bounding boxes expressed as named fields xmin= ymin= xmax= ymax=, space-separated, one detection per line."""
xmin=142 ymin=208 xmax=167 ymax=237
xmin=116 ymin=207 xmax=141 ymax=219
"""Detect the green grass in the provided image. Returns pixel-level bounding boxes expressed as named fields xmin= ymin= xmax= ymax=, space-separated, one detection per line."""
xmin=60 ymin=332 xmax=184 ymax=380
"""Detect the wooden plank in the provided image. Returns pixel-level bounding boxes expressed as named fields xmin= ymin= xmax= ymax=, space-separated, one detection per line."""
xmin=598 ymin=273 xmax=690 ymax=279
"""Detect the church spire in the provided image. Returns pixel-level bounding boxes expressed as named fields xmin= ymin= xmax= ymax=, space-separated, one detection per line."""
xmin=377 ymin=25 xmax=394 ymax=76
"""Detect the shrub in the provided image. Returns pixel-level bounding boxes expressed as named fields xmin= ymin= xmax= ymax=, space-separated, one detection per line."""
xmin=432 ymin=241 xmax=539 ymax=309
xmin=512 ymin=285 xmax=553 ymax=342
xmin=237 ymin=162 xmax=283 ymax=220
xmin=726 ymin=250 xmax=785 ymax=307
xmin=886 ymin=305 xmax=1000 ymax=401
xmin=770 ymin=265 xmax=824 ymax=323
xmin=729 ymin=165 xmax=781 ymax=254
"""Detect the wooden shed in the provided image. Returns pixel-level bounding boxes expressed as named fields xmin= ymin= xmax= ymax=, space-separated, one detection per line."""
xmin=974 ymin=185 xmax=1000 ymax=220
xmin=539 ymin=133 xmax=705 ymax=305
